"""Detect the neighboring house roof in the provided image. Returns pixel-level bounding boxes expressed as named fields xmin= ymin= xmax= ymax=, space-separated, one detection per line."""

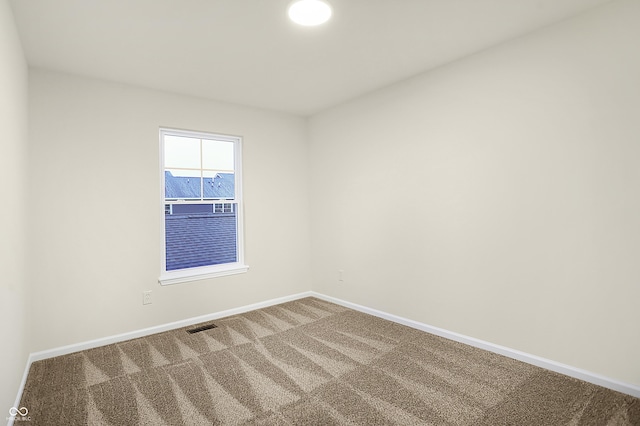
xmin=165 ymin=212 xmax=237 ymax=270
xmin=165 ymin=171 xmax=234 ymax=199
xmin=164 ymin=171 xmax=237 ymax=271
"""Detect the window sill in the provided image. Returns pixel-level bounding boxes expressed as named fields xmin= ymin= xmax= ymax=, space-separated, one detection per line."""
xmin=159 ymin=263 xmax=249 ymax=285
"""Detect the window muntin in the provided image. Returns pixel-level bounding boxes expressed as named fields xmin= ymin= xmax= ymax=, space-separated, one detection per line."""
xmin=159 ymin=128 xmax=247 ymax=284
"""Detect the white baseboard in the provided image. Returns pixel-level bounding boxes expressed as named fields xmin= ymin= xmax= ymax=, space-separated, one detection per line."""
xmin=310 ymin=292 xmax=640 ymax=399
xmin=27 ymin=291 xmax=313 ymax=363
xmin=12 ymin=288 xmax=640 ymax=419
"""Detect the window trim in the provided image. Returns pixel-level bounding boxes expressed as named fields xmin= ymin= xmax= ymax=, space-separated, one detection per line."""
xmin=158 ymin=127 xmax=248 ymax=285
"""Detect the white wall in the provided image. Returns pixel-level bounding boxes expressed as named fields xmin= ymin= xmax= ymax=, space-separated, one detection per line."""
xmin=27 ymin=70 xmax=311 ymax=351
xmin=0 ymin=0 xmax=28 ymax=413
xmin=309 ymin=0 xmax=640 ymax=387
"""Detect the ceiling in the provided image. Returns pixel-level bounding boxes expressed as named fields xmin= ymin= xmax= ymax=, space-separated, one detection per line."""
xmin=10 ymin=0 xmax=613 ymax=116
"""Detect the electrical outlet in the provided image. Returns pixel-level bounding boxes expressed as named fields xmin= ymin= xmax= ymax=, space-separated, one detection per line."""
xmin=143 ymin=290 xmax=152 ymax=305
xmin=338 ymin=270 xmax=344 ymax=282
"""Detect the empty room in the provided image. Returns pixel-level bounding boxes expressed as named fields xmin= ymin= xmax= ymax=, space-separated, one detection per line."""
xmin=1 ymin=0 xmax=639 ymax=424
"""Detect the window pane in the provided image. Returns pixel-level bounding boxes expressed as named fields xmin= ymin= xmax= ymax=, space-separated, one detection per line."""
xmin=165 ymin=203 xmax=238 ymax=270
xmin=164 ymin=135 xmax=201 ymax=169
xmin=202 ymin=139 xmax=234 ymax=171
xmin=203 ymin=172 xmax=235 ymax=199
xmin=165 ymin=170 xmax=202 ymax=199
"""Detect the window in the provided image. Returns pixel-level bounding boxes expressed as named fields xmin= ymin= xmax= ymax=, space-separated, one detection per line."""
xmin=159 ymin=128 xmax=248 ymax=285
xmin=214 ymin=203 xmax=234 ymax=213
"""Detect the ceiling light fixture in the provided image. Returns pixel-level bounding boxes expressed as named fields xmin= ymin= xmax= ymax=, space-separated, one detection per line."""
xmin=288 ymin=0 xmax=332 ymax=26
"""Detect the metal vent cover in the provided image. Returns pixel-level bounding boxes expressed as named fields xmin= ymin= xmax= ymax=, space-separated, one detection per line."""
xmin=186 ymin=323 xmax=217 ymax=334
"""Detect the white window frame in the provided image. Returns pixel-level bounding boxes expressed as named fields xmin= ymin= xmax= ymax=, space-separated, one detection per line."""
xmin=159 ymin=127 xmax=248 ymax=285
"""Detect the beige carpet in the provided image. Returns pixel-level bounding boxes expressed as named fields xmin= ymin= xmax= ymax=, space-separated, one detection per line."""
xmin=18 ymin=297 xmax=640 ymax=425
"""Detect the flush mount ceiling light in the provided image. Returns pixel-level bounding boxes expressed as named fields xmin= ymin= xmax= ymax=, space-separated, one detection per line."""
xmin=288 ymin=0 xmax=332 ymax=26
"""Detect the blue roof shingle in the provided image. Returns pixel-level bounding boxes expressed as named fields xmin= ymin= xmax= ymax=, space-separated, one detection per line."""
xmin=165 ymin=171 xmax=234 ymax=200
xmin=165 ymin=211 xmax=237 ymax=270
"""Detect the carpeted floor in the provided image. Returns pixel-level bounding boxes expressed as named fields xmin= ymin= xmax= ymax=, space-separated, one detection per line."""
xmin=17 ymin=297 xmax=640 ymax=425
